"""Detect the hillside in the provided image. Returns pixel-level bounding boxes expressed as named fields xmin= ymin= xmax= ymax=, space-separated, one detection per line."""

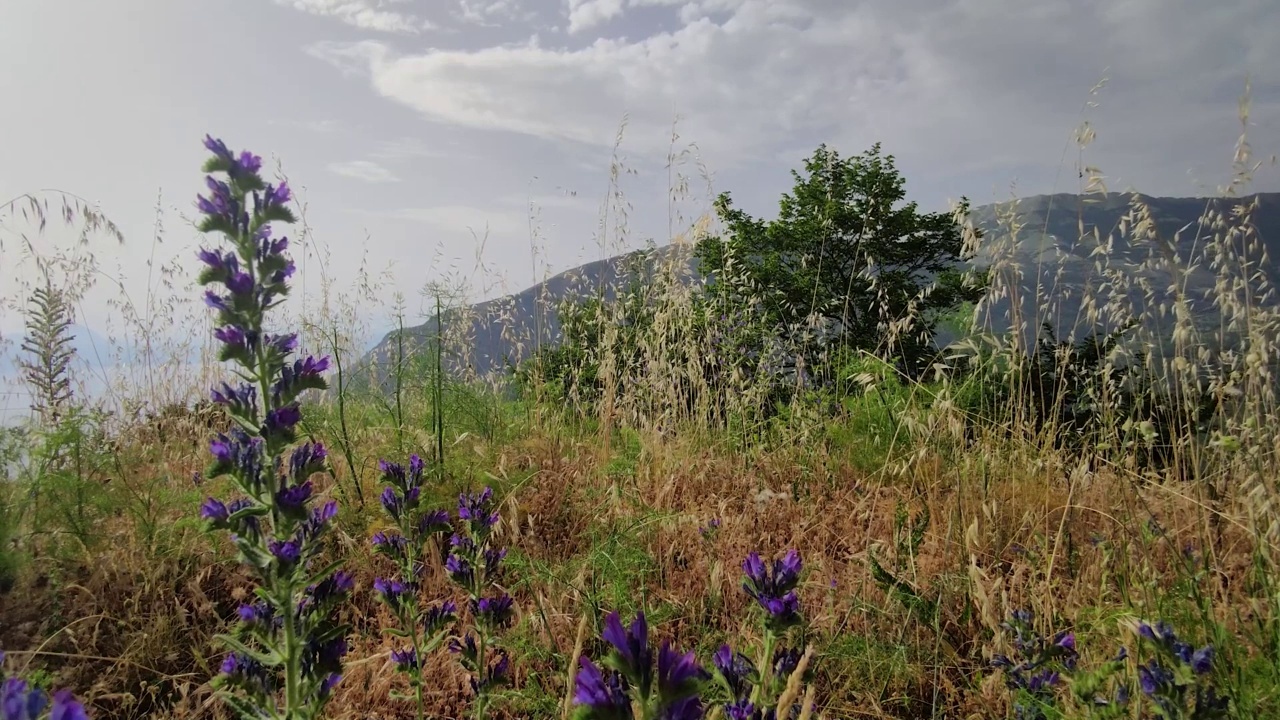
xmin=359 ymin=192 xmax=1280 ymax=382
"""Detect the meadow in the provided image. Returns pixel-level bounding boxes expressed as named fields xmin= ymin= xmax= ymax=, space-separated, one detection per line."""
xmin=0 ymin=89 xmax=1276 ymax=720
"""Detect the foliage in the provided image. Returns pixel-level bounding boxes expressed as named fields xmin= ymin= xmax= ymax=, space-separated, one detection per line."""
xmin=18 ymin=279 xmax=76 ymax=427
xmin=694 ymin=143 xmax=986 ymax=381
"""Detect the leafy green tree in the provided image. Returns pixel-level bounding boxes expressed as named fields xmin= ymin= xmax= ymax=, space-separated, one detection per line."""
xmin=695 ymin=143 xmax=985 ymax=379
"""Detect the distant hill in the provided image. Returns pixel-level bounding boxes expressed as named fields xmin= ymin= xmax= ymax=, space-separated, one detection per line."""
xmin=356 ymin=192 xmax=1280 ymax=386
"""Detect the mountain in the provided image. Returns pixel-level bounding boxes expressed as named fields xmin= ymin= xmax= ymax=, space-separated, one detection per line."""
xmin=357 ymin=192 xmax=1280 ymax=385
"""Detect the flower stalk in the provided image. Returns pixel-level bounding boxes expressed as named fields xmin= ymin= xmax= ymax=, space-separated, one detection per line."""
xmin=371 ymin=455 xmax=455 ymax=720
xmin=195 ymin=135 xmax=350 ymax=720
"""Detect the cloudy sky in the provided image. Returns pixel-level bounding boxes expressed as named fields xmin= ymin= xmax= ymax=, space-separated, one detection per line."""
xmin=1 ymin=0 xmax=1278 ymax=363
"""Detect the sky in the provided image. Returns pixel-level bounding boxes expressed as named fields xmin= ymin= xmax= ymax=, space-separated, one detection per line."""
xmin=0 ymin=0 xmax=1278 ymax=382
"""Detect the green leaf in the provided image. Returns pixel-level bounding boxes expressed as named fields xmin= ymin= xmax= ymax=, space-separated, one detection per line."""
xmin=215 ymin=633 xmax=283 ymax=667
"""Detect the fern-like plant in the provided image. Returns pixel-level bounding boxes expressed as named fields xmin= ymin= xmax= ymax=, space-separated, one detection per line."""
xmin=18 ymin=277 xmax=76 ymax=426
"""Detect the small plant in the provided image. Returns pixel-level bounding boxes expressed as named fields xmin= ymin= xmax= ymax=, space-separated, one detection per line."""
xmin=193 ymin=135 xmax=351 ymax=719
xmin=990 ymin=613 xmax=1229 ymax=720
xmin=445 ymin=486 xmax=514 ymax=719
xmin=710 ymin=549 xmax=814 ymax=720
xmin=0 ymin=651 xmax=89 ymax=720
xmin=18 ymin=278 xmax=76 ymax=427
xmin=1131 ymin=620 xmax=1227 ymax=720
xmin=989 ymin=610 xmax=1081 ymax=720
xmin=369 ymin=454 xmax=455 ymax=720
xmin=572 ymin=610 xmax=707 ymax=720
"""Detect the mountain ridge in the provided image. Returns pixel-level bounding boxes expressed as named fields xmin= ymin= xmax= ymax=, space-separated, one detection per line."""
xmin=357 ymin=191 xmax=1280 ymax=384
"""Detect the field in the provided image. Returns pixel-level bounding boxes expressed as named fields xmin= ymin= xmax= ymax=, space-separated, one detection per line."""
xmin=0 ymin=96 xmax=1277 ymax=720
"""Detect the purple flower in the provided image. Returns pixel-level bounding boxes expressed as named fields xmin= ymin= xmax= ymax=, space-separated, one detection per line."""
xmin=446 ymin=554 xmax=473 ymax=586
xmin=458 ymin=487 xmax=499 ymax=529
xmin=210 ymin=382 xmax=256 ymax=412
xmin=602 ymin=611 xmax=653 ymax=691
xmin=265 ymin=333 xmax=298 ymax=356
xmin=275 ymin=481 xmax=313 ymax=515
xmin=319 ymin=673 xmax=342 ymax=698
xmin=308 ymin=570 xmax=354 ymax=605
xmin=204 ymin=135 xmax=232 ymax=161
xmin=741 ymin=550 xmax=803 ymax=628
xmin=448 ymin=634 xmax=478 ymax=659
xmin=416 ymin=509 xmax=451 ymax=539
xmin=200 ymin=497 xmax=229 ymax=522
xmin=483 ymin=547 xmax=506 ymax=579
xmin=1026 ymin=669 xmax=1059 ymax=692
xmin=299 ymin=500 xmax=338 ymax=541
xmin=374 ymin=577 xmax=410 ymax=606
xmin=657 ymin=642 xmax=706 ymax=697
xmin=49 ymin=690 xmax=88 ymax=720
xmin=197 ymin=247 xmax=238 ymax=276
xmin=1138 ymin=660 xmax=1173 ymax=696
xmin=303 ymin=637 xmax=348 ymax=677
xmin=380 ymin=486 xmax=403 ymax=519
xmin=213 ymin=325 xmax=249 ymax=352
xmin=474 ymin=594 xmax=514 ymax=628
xmin=269 ymin=539 xmax=301 ymax=565
xmin=713 ymin=645 xmax=756 ymax=699
xmin=226 ymin=271 xmax=254 ymax=296
xmin=423 ymin=599 xmax=457 ymax=634
xmin=263 ymin=182 xmax=291 ymax=208
xmin=379 ymin=460 xmax=407 ymax=489
xmin=289 ymin=442 xmax=327 ymax=482
xmin=573 ymin=657 xmax=630 ymax=712
xmin=772 ymin=647 xmax=801 ymax=680
xmin=725 ymin=699 xmax=756 ymax=720
xmin=1055 ymin=632 xmax=1075 ymax=652
xmin=1191 ymin=645 xmax=1213 ymax=675
xmin=2 ymin=677 xmax=48 ymax=720
xmin=197 ymin=177 xmax=236 ymax=218
xmin=272 ymin=356 xmax=330 ymax=403
xmin=203 ymin=290 xmax=232 ymax=315
xmin=390 ymin=647 xmax=418 ymax=671
xmin=235 ymin=150 xmax=262 ymax=176
xmin=485 ymin=650 xmax=511 ymax=689
xmin=263 ymin=404 xmax=302 ymax=438
xmin=371 ymin=531 xmax=408 ymax=557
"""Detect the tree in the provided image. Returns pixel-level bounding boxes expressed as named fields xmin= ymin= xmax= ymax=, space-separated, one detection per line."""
xmin=694 ymin=143 xmax=985 ymax=380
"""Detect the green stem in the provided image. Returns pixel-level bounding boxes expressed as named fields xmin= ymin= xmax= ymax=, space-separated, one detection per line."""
xmin=407 ymin=538 xmax=426 ymax=720
xmin=752 ymin=629 xmax=776 ymax=709
xmin=473 ymin=628 xmax=489 ymax=720
xmin=281 ymin=580 xmax=302 ymax=718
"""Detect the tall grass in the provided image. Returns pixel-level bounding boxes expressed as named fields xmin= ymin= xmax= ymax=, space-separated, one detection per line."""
xmin=0 ymin=82 xmax=1276 ymax=720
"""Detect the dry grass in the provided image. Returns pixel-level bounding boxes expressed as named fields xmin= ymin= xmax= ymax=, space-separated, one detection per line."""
xmin=1 ymin=85 xmax=1277 ymax=720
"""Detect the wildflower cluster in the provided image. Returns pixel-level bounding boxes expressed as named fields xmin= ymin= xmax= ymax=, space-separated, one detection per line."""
xmin=446 ymin=487 xmax=513 ymax=719
xmin=0 ymin=652 xmax=88 ymax=720
xmin=1132 ymin=621 xmax=1227 ymax=720
xmin=711 ymin=550 xmax=811 ymax=720
xmin=573 ymin=611 xmax=707 ymax=720
xmin=194 ymin=136 xmax=350 ymax=719
xmin=370 ymin=455 xmax=454 ymax=720
xmin=990 ymin=613 xmax=1229 ymax=720
xmin=989 ymin=610 xmax=1082 ymax=720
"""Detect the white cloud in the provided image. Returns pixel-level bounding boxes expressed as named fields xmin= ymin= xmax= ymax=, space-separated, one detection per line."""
xmin=567 ymin=0 xmax=625 ymax=33
xmin=275 ymin=0 xmax=431 ymax=33
xmin=456 ymin=0 xmax=534 ymax=25
xmin=307 ymin=0 xmax=1280 ymax=196
xmin=328 ymin=159 xmax=401 ymax=182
